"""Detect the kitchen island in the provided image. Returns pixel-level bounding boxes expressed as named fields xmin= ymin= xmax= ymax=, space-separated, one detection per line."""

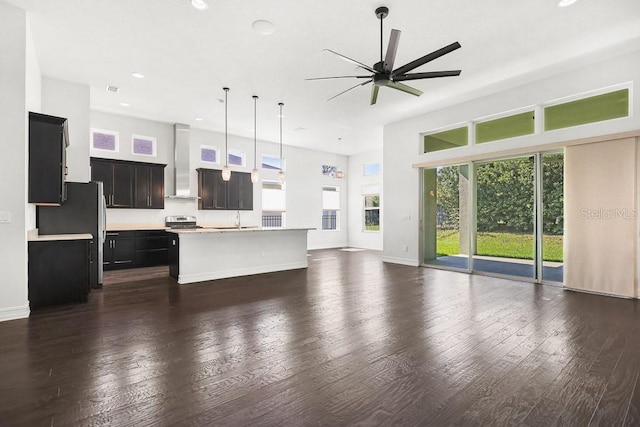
xmin=167 ymin=227 xmax=311 ymax=284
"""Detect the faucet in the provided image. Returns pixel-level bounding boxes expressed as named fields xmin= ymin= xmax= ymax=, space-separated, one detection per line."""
xmin=235 ymin=210 xmax=241 ymax=229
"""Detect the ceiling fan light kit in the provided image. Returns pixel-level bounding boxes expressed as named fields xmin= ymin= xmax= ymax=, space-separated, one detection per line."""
xmin=307 ymin=6 xmax=462 ymax=105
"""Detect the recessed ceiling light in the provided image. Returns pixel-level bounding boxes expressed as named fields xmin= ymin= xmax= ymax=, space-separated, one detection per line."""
xmin=195 ymin=117 xmax=203 ymax=121
xmin=120 ymin=102 xmax=130 ymax=107
xmin=131 ymin=72 xmax=144 ymax=79
xmin=105 ymin=85 xmax=119 ymax=93
xmin=252 ymin=20 xmax=275 ymax=35
xmin=557 ymin=0 xmax=578 ymax=7
xmin=191 ymin=0 xmax=208 ymax=10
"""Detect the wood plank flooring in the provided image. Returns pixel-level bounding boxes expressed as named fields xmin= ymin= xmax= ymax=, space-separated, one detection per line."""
xmin=1 ymin=249 xmax=640 ymax=426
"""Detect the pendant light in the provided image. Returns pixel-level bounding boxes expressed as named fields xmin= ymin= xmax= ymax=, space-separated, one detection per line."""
xmin=251 ymin=95 xmax=259 ymax=184
xmin=221 ymin=87 xmax=231 ymax=182
xmin=277 ymin=102 xmax=285 ymax=185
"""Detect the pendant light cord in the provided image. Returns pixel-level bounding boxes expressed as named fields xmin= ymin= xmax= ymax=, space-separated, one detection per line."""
xmin=224 ymin=87 xmax=229 ymax=167
xmin=253 ymin=96 xmax=258 ymax=169
xmin=279 ymin=102 xmax=284 ymax=161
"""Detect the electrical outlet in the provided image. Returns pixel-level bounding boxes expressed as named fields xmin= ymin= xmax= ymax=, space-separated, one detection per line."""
xmin=0 ymin=211 xmax=11 ymax=224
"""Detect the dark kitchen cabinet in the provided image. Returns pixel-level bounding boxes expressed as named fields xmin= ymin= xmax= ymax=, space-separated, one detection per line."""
xmin=91 ymin=158 xmax=165 ymax=209
xmin=28 ymin=238 xmax=90 ymax=309
xmin=103 ymin=231 xmax=135 ymax=270
xmin=28 ymin=112 xmax=68 ymax=206
xmin=227 ymin=171 xmax=253 ymax=210
xmin=197 ymin=169 xmax=253 ymax=210
xmin=135 ymin=164 xmax=165 ymax=209
xmin=135 ymin=230 xmax=168 ymax=267
xmin=90 ymin=158 xmax=134 ymax=208
xmin=197 ymin=168 xmax=227 ymax=210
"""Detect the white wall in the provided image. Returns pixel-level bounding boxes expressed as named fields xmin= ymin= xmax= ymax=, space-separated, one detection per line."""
xmin=383 ymin=49 xmax=640 ymax=267
xmin=0 ymin=2 xmax=38 ymax=321
xmin=90 ymin=111 xmax=349 ymax=249
xmin=347 ymin=150 xmax=383 ymax=250
xmin=42 ymin=78 xmax=90 ymax=182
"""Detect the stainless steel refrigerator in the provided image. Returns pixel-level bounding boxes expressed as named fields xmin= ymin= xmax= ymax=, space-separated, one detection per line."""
xmin=37 ymin=181 xmax=107 ymax=288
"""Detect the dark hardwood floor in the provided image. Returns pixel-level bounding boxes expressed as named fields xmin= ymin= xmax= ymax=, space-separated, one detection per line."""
xmin=2 ymin=249 xmax=640 ymax=426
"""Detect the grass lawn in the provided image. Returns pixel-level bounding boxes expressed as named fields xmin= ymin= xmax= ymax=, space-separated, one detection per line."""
xmin=436 ymin=229 xmax=563 ymax=262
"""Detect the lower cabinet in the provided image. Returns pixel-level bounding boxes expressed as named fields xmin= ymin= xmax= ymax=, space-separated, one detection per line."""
xmin=104 ymin=229 xmax=169 ymax=271
xmin=135 ymin=230 xmax=169 ymax=267
xmin=28 ymin=239 xmax=90 ymax=309
xmin=104 ymin=231 xmax=136 ymax=270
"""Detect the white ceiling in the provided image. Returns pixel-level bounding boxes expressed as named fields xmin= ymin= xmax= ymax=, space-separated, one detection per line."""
xmin=7 ymin=0 xmax=640 ymax=154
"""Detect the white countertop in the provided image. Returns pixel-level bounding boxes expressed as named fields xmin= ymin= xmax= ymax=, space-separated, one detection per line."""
xmin=106 ymin=223 xmax=166 ymax=231
xmin=28 ymin=231 xmax=93 ymax=242
xmin=167 ymin=227 xmax=313 ymax=234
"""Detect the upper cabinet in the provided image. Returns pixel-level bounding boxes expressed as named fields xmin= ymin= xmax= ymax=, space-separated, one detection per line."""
xmin=29 ymin=112 xmax=68 ymax=206
xmin=134 ymin=164 xmax=165 ymax=209
xmin=91 ymin=158 xmax=165 ymax=209
xmin=197 ymin=169 xmax=253 ymax=211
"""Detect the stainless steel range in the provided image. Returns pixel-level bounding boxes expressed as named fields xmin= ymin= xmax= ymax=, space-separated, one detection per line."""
xmin=165 ymin=215 xmax=202 ymax=229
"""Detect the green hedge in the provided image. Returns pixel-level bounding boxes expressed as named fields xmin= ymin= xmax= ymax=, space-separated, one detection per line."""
xmin=436 ymin=155 xmax=563 ymax=235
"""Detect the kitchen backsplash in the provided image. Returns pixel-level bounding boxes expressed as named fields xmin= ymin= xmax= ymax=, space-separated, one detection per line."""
xmin=106 ymin=198 xmax=261 ymax=226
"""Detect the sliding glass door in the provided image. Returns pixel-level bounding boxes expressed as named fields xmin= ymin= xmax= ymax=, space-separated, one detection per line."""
xmin=423 ymin=165 xmax=470 ymax=270
xmin=541 ymin=152 xmax=564 ymax=282
xmin=421 ymin=151 xmax=564 ymax=283
xmin=474 ymin=156 xmax=535 ymax=279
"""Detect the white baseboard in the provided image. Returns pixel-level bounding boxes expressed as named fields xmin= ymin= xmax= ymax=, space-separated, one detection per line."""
xmin=0 ymin=304 xmax=30 ymax=322
xmin=308 ymin=243 xmax=349 ymax=250
xmin=564 ymin=286 xmax=635 ymax=300
xmin=381 ymin=256 xmax=420 ymax=267
xmin=178 ymin=261 xmax=309 ymax=285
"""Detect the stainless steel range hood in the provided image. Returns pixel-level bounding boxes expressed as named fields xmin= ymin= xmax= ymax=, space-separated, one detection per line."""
xmin=167 ymin=123 xmax=199 ymax=200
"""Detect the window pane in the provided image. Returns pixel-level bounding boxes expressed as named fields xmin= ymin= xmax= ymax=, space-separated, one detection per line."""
xmin=322 ymin=210 xmax=338 ymax=230
xmin=322 ymin=189 xmax=340 ymax=210
xmin=201 ymin=146 xmax=217 ymax=163
xmin=262 ymin=211 xmax=284 ymax=228
xmin=363 ymin=162 xmax=381 ymax=176
xmin=365 ymin=195 xmax=380 ymax=208
xmin=544 ymin=89 xmax=629 ymax=131
xmin=475 ymin=111 xmax=535 ymax=144
xmin=228 ymin=150 xmax=244 ymax=166
xmin=262 ymin=155 xmax=282 ymax=170
xmin=423 ymin=126 xmax=468 ymax=153
xmin=132 ymin=136 xmax=156 ymax=156
xmin=364 ymin=209 xmax=380 ymax=231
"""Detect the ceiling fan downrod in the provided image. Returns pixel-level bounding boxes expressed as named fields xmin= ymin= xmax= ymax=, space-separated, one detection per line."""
xmin=375 ymin=6 xmax=389 ymax=64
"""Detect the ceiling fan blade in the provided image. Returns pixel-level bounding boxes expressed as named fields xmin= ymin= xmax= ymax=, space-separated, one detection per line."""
xmin=379 ymin=80 xmax=423 ymax=97
xmin=370 ymin=85 xmax=380 ymax=105
xmin=327 ymin=80 xmax=373 ymax=101
xmin=306 ymin=75 xmax=372 ymax=81
xmin=393 ymin=42 xmax=461 ymax=77
xmin=384 ymin=29 xmax=401 ymax=72
xmin=394 ymin=70 xmax=461 ymax=81
xmin=324 ymin=49 xmax=376 ymax=74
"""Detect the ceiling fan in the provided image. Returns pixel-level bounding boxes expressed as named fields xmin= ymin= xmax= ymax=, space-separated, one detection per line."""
xmin=306 ymin=6 xmax=462 ymax=105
